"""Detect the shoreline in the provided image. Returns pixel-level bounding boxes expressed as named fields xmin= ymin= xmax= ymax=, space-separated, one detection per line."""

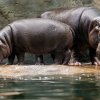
xmin=0 ymin=65 xmax=100 ymax=79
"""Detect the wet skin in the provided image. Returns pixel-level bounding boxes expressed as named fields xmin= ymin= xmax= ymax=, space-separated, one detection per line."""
xmin=41 ymin=7 xmax=100 ymax=66
xmin=0 ymin=18 xmax=74 ymax=65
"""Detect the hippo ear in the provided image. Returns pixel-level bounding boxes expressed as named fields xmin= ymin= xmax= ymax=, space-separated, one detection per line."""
xmin=88 ymin=20 xmax=98 ymax=33
xmin=0 ymin=40 xmax=6 ymax=48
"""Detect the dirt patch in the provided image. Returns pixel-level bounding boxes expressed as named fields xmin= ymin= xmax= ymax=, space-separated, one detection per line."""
xmin=0 ymin=65 xmax=100 ymax=79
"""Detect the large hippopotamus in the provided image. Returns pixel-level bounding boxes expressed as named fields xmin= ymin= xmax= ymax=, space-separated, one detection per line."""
xmin=41 ymin=7 xmax=100 ymax=65
xmin=0 ymin=18 xmax=74 ymax=65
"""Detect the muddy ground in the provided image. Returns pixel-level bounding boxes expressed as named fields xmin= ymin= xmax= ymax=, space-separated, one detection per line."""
xmin=0 ymin=64 xmax=100 ymax=79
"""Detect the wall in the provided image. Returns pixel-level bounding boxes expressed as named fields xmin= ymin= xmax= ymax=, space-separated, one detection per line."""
xmin=0 ymin=0 xmax=94 ymax=28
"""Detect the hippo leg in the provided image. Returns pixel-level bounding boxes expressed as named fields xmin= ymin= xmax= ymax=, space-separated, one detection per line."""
xmin=35 ymin=55 xmax=44 ymax=65
xmin=63 ymin=49 xmax=71 ymax=65
xmin=89 ymin=47 xmax=100 ymax=65
xmin=49 ymin=52 xmax=56 ymax=63
xmin=53 ymin=50 xmax=64 ymax=64
xmin=7 ymin=52 xmax=15 ymax=65
xmin=69 ymin=50 xmax=81 ymax=66
xmin=89 ymin=47 xmax=96 ymax=65
xmin=16 ymin=52 xmax=25 ymax=65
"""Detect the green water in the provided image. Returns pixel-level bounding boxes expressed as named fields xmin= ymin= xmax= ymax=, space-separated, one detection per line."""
xmin=0 ymin=74 xmax=100 ymax=100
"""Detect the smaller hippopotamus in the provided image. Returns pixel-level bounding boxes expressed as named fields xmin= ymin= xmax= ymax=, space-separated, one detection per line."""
xmin=0 ymin=18 xmax=74 ymax=65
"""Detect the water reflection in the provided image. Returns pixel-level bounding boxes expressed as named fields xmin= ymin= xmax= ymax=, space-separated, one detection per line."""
xmin=0 ymin=74 xmax=100 ymax=100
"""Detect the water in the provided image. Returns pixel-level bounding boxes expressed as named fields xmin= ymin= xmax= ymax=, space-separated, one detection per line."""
xmin=0 ymin=74 xmax=100 ymax=100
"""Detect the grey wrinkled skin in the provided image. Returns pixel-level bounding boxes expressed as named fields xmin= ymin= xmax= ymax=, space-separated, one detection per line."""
xmin=0 ymin=18 xmax=73 ymax=65
xmin=41 ymin=7 xmax=100 ymax=65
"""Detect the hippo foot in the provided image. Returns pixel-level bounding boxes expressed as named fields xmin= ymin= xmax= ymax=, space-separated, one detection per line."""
xmin=53 ymin=63 xmax=60 ymax=65
xmin=5 ymin=62 xmax=13 ymax=65
xmin=16 ymin=62 xmax=24 ymax=65
xmin=69 ymin=61 xmax=82 ymax=66
xmin=94 ymin=62 xmax=100 ymax=66
xmin=35 ymin=62 xmax=44 ymax=65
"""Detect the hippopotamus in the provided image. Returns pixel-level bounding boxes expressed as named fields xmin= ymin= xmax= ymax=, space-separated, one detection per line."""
xmin=41 ymin=7 xmax=100 ymax=65
xmin=0 ymin=18 xmax=74 ymax=65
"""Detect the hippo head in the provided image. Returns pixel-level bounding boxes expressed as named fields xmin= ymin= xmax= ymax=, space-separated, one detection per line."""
xmin=89 ymin=17 xmax=100 ymax=56
xmin=0 ymin=40 xmax=8 ymax=62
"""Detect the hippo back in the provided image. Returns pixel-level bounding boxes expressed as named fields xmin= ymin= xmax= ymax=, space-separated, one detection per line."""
xmin=9 ymin=18 xmax=73 ymax=54
xmin=41 ymin=7 xmax=100 ymax=50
